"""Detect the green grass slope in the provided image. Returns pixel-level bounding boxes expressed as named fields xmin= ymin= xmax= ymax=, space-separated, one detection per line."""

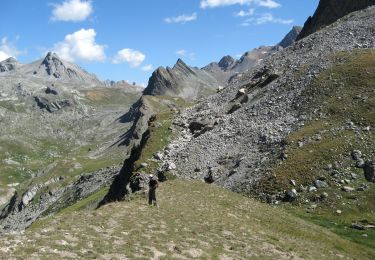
xmin=1 ymin=180 xmax=374 ymax=259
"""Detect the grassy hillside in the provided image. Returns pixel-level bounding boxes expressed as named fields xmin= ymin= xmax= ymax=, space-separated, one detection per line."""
xmin=1 ymin=180 xmax=374 ymax=259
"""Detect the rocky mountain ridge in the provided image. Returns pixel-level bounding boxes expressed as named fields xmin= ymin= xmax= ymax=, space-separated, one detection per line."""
xmin=144 ymin=26 xmax=301 ymax=101
xmin=297 ymin=0 xmax=375 ymax=40
xmin=0 ymin=52 xmax=103 ymax=86
xmin=143 ymin=59 xmax=219 ymax=100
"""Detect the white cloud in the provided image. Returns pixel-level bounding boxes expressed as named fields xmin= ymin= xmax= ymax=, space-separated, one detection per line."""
xmin=175 ymin=49 xmax=195 ymax=60
xmin=165 ymin=13 xmax=197 ymax=24
xmin=0 ymin=37 xmax=23 ymax=62
xmin=236 ymin=8 xmax=255 ymax=17
xmin=113 ymin=48 xmax=146 ymax=67
xmin=200 ymin=0 xmax=280 ymax=9
xmin=51 ymin=0 xmax=93 ymax=22
xmin=254 ymin=13 xmax=293 ymax=25
xmin=257 ymin=0 xmax=280 ymax=8
xmin=52 ymin=28 xmax=106 ymax=62
xmin=141 ymin=64 xmax=154 ymax=72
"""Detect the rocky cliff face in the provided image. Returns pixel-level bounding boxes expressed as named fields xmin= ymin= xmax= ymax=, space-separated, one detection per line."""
xmin=297 ymin=0 xmax=375 ymax=40
xmin=143 ymin=59 xmax=219 ymax=100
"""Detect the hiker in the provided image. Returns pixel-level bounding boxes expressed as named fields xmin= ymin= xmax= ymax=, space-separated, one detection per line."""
xmin=148 ymin=174 xmax=159 ymax=206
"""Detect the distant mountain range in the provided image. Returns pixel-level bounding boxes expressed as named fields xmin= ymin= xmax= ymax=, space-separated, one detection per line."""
xmin=143 ymin=26 xmax=302 ymax=100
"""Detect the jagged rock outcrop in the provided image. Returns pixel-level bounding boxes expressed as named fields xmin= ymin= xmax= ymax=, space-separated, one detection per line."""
xmin=100 ymin=97 xmax=156 ymax=204
xmin=34 ymin=96 xmax=74 ymax=113
xmin=297 ymin=0 xmax=375 ymax=40
xmin=0 ymin=57 xmax=19 ymax=72
xmin=278 ymin=26 xmax=302 ymax=48
xmin=0 ymin=167 xmax=119 ymax=231
xmin=143 ymin=59 xmax=219 ymax=100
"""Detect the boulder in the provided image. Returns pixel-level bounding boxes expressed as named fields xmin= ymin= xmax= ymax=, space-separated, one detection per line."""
xmin=227 ymin=103 xmax=242 ymax=114
xmin=364 ymin=161 xmax=375 ymax=182
xmin=342 ymin=186 xmax=355 ymax=192
xmin=284 ymin=189 xmax=298 ymax=202
xmin=314 ymin=180 xmax=328 ymax=189
xmin=45 ymin=86 xmax=59 ymax=95
xmin=351 ymin=150 xmax=362 ymax=160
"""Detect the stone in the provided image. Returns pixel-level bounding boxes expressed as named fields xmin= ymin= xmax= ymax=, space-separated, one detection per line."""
xmin=342 ymin=186 xmax=355 ymax=192
xmin=363 ymin=161 xmax=375 ymax=182
xmin=284 ymin=189 xmax=298 ymax=202
xmin=217 ymin=86 xmax=224 ymax=92
xmin=356 ymin=159 xmax=365 ymax=168
xmin=308 ymin=186 xmax=317 ymax=192
xmin=227 ymin=103 xmax=242 ymax=114
xmin=351 ymin=223 xmax=365 ymax=230
xmin=289 ymin=179 xmax=296 ymax=187
xmin=363 ymin=126 xmax=371 ymax=131
xmin=235 ymin=88 xmax=247 ymax=98
xmin=308 ymin=204 xmax=317 ymax=210
xmin=154 ymin=152 xmax=164 ymax=160
xmin=336 ymin=210 xmax=342 ymax=214
xmin=356 ymin=184 xmax=368 ymax=191
xmin=320 ymin=192 xmax=329 ymax=199
xmin=140 ymin=163 xmax=148 ymax=168
xmin=167 ymin=161 xmax=176 ymax=171
xmin=351 ymin=150 xmax=362 ymax=160
xmin=324 ymin=164 xmax=333 ymax=171
xmin=314 ymin=179 xmax=328 ymax=189
xmin=45 ymin=86 xmax=58 ymax=95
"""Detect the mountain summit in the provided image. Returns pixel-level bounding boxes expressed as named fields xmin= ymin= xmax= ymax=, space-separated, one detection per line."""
xmin=143 ymin=58 xmax=218 ymax=100
xmin=278 ymin=26 xmax=302 ymax=48
xmin=0 ymin=52 xmax=103 ymax=86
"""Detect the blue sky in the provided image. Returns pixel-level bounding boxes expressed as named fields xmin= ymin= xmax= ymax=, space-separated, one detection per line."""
xmin=0 ymin=0 xmax=319 ymax=85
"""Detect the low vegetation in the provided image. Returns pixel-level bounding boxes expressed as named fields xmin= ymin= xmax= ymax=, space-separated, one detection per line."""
xmin=2 ymin=180 xmax=374 ymax=259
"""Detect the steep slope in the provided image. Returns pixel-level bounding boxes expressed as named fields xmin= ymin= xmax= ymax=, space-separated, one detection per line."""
xmin=1 ymin=180 xmax=373 ymax=259
xmin=143 ymin=59 xmax=219 ymax=100
xmin=157 ymin=6 xmax=375 ymax=196
xmin=297 ymin=0 xmax=375 ymax=40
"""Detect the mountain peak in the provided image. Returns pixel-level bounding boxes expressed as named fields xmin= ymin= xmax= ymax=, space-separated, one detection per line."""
xmin=174 ymin=58 xmax=188 ymax=68
xmin=0 ymin=57 xmax=20 ymax=72
xmin=4 ymin=57 xmax=18 ymax=63
xmin=218 ymin=55 xmax=235 ymax=70
xmin=278 ymin=26 xmax=302 ymax=48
